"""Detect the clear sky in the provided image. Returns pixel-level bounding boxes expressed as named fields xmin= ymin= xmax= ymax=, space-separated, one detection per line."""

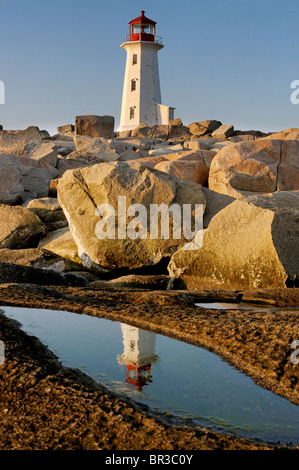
xmin=0 ymin=0 xmax=298 ymax=135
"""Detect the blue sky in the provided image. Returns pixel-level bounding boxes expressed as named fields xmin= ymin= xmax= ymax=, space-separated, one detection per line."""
xmin=0 ymin=0 xmax=298 ymax=134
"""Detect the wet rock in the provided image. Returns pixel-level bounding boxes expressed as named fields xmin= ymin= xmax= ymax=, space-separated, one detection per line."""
xmin=168 ymin=192 xmax=299 ymax=290
xmin=57 ymin=161 xmax=206 ymax=272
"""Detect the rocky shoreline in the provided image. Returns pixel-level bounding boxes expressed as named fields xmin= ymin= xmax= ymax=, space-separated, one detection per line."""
xmin=0 ymin=117 xmax=298 ymax=450
xmin=0 ymin=283 xmax=298 ymax=450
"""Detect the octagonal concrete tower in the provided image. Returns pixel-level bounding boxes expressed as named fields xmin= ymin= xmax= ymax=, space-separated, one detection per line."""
xmin=118 ymin=11 xmax=175 ymax=132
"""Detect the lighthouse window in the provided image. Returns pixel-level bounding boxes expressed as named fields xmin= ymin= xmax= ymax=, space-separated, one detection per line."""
xmin=133 ymin=54 xmax=137 ymax=65
xmin=131 ymin=80 xmax=136 ymax=91
xmin=130 ymin=107 xmax=135 ymax=119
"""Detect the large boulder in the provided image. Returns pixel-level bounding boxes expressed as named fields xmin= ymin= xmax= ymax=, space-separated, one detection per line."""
xmin=201 ymin=186 xmax=235 ymax=228
xmin=209 ymin=139 xmax=299 ymax=198
xmin=0 ymin=204 xmax=46 ymax=249
xmin=0 ymin=154 xmax=53 ymax=204
xmin=26 ymin=197 xmax=67 ymax=232
xmin=154 ymin=160 xmax=209 ymax=185
xmin=66 ymin=136 xmax=119 ymax=164
xmin=188 ymin=120 xmax=222 ymax=137
xmin=0 ymin=128 xmax=59 ymax=171
xmin=131 ymin=123 xmax=154 ymax=139
xmin=211 ymin=124 xmax=234 ymax=139
xmin=0 ymin=248 xmax=80 ymax=272
xmin=56 ymin=158 xmax=88 ymax=179
xmin=264 ymin=128 xmax=299 ymax=140
xmin=75 ymin=115 xmax=115 ymax=139
xmin=38 ymin=227 xmax=82 ymax=266
xmin=57 ymin=162 xmax=206 ymax=272
xmin=166 ymin=149 xmax=214 ymax=165
xmin=278 ymin=140 xmax=299 ymax=191
xmin=29 ymin=142 xmax=58 ymax=168
xmin=131 ymin=124 xmax=169 ymax=140
xmin=168 ymin=191 xmax=299 ymax=290
xmin=185 ymin=140 xmax=209 ymax=151
xmin=0 ymin=126 xmax=42 ymax=154
xmin=168 ymin=124 xmax=191 ymax=140
xmin=57 ymin=124 xmax=75 ymax=136
xmin=0 ymin=154 xmax=24 ymax=204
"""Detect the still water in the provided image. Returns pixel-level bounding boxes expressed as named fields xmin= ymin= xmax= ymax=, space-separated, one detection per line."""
xmin=2 ymin=306 xmax=299 ymax=444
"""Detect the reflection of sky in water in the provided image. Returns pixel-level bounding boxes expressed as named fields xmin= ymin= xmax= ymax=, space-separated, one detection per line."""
xmin=2 ymin=306 xmax=299 ymax=444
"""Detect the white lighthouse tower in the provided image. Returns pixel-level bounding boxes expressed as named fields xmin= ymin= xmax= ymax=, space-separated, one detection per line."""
xmin=118 ymin=10 xmax=175 ymax=132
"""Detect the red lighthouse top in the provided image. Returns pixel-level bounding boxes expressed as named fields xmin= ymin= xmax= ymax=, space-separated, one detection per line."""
xmin=129 ymin=10 xmax=156 ymax=42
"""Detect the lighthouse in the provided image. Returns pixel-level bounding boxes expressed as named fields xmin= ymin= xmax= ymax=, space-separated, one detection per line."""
xmin=117 ymin=324 xmax=159 ymax=392
xmin=118 ymin=10 xmax=175 ymax=132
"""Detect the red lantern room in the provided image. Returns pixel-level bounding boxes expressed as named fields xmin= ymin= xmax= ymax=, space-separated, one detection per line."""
xmin=129 ymin=10 xmax=156 ymax=42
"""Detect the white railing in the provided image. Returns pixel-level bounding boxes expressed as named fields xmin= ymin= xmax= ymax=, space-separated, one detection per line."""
xmin=122 ymin=34 xmax=163 ymax=44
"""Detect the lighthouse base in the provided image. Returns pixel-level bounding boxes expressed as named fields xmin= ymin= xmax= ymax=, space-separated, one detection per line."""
xmin=117 ymin=103 xmax=175 ymax=132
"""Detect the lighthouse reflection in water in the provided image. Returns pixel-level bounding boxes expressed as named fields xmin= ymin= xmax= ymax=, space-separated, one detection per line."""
xmin=3 ymin=307 xmax=299 ymax=444
xmin=117 ymin=324 xmax=159 ymax=392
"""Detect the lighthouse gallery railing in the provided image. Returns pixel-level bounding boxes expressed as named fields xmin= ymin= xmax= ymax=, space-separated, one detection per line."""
xmin=122 ymin=34 xmax=163 ymax=44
